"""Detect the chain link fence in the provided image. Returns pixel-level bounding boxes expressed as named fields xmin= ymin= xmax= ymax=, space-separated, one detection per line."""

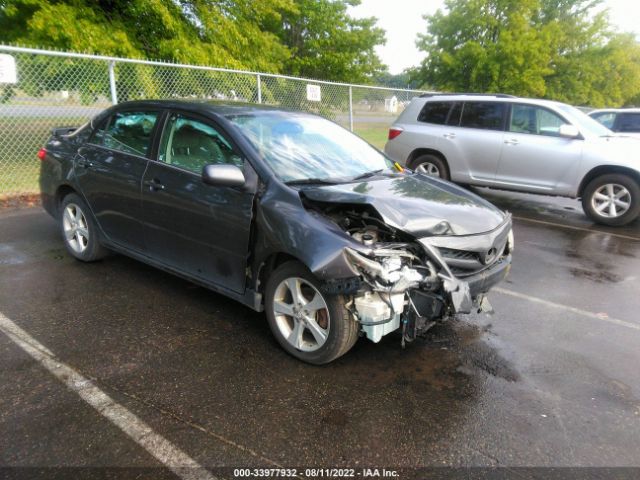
xmin=0 ymin=45 xmax=427 ymax=197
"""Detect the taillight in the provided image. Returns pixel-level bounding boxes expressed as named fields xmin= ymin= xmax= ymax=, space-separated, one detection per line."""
xmin=388 ymin=128 xmax=403 ymax=140
xmin=37 ymin=148 xmax=46 ymax=160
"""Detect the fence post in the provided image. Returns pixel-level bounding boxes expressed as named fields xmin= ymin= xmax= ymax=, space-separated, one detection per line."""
xmin=348 ymin=86 xmax=353 ymax=132
xmin=257 ymin=74 xmax=262 ymax=104
xmin=108 ymin=60 xmax=118 ymax=104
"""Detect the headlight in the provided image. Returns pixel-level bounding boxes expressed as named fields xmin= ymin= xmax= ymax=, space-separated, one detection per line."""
xmin=507 ymin=229 xmax=515 ymax=254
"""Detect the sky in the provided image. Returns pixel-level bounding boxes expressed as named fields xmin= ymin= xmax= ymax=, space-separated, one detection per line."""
xmin=349 ymin=0 xmax=640 ymax=74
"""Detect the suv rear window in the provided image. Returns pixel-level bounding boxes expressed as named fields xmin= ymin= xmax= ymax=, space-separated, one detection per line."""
xmin=460 ymin=102 xmax=506 ymax=131
xmin=417 ymin=102 xmax=452 ymax=125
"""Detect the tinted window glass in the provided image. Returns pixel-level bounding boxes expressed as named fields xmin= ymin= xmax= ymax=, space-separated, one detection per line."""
xmin=159 ymin=114 xmax=243 ymax=174
xmin=591 ymin=112 xmax=616 ymax=129
xmin=509 ymin=104 xmax=566 ymax=137
xmin=617 ymin=113 xmax=640 ymax=132
xmin=460 ymin=102 xmax=506 ymax=131
xmin=103 ymin=111 xmax=158 ymax=156
xmin=446 ymin=102 xmax=462 ymax=126
xmin=418 ymin=101 xmax=452 ymax=125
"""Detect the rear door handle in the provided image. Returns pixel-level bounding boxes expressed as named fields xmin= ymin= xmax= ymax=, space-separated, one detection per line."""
xmin=443 ymin=133 xmax=456 ymax=139
xmin=504 ymin=138 xmax=519 ymax=145
xmin=144 ymin=179 xmax=165 ymax=192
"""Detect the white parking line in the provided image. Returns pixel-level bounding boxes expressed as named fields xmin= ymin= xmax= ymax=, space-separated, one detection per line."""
xmin=512 ymin=216 xmax=640 ymax=241
xmin=0 ymin=312 xmax=216 ymax=480
xmin=493 ymin=288 xmax=640 ymax=332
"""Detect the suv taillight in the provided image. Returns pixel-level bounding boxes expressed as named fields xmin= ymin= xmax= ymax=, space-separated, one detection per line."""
xmin=388 ymin=128 xmax=403 ymax=140
xmin=37 ymin=148 xmax=47 ymax=160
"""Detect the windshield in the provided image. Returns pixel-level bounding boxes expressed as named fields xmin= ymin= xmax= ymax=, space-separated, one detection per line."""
xmin=555 ymin=104 xmax=613 ymax=137
xmin=227 ymin=112 xmax=394 ymax=183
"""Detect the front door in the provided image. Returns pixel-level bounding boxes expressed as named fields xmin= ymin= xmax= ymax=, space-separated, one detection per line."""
xmin=495 ymin=104 xmax=583 ymax=192
xmin=75 ymin=110 xmax=160 ymax=251
xmin=141 ymin=112 xmax=255 ymax=293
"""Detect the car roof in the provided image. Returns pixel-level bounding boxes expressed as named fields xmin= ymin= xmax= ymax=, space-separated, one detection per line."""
xmin=589 ymin=108 xmax=640 ymax=114
xmin=416 ymin=94 xmax=569 ymax=109
xmin=109 ymin=99 xmax=309 ymax=117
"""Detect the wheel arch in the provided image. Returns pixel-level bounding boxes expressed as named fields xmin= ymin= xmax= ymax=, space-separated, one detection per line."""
xmin=578 ymin=166 xmax=640 ymax=198
xmin=254 ymin=252 xmax=303 ymax=296
xmin=406 ymin=148 xmax=448 ymax=170
xmin=54 ymin=184 xmax=78 ymax=218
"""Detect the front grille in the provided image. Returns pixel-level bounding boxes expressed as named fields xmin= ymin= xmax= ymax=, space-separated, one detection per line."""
xmin=439 ymin=245 xmax=507 ymax=277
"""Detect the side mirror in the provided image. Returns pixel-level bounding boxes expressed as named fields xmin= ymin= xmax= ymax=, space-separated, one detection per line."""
xmin=559 ymin=124 xmax=580 ymax=139
xmin=202 ymin=164 xmax=245 ymax=188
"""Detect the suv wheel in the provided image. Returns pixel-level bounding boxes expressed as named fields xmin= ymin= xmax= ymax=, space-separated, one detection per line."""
xmin=411 ymin=154 xmax=449 ymax=180
xmin=264 ymin=261 xmax=359 ymax=364
xmin=582 ymin=174 xmax=640 ymax=226
xmin=60 ymin=193 xmax=108 ymax=261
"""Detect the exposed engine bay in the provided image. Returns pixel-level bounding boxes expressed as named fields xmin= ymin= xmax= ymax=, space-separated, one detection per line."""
xmin=311 ymin=203 xmax=513 ymax=346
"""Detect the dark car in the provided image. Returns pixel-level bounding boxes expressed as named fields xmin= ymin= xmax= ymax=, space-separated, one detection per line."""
xmin=39 ymin=100 xmax=513 ymax=364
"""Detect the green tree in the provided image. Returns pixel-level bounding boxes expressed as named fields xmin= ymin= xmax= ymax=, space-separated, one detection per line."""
xmin=0 ymin=0 xmax=293 ymax=71
xmin=415 ymin=0 xmax=640 ymax=107
xmin=267 ymin=0 xmax=386 ymax=83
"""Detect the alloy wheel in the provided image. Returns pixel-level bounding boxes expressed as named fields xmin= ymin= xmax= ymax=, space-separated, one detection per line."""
xmin=62 ymin=203 xmax=89 ymax=254
xmin=415 ymin=162 xmax=441 ymax=177
xmin=591 ymin=183 xmax=632 ymax=218
xmin=272 ymin=277 xmax=330 ymax=352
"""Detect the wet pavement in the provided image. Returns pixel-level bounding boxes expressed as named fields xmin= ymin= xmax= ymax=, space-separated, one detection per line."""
xmin=0 ymin=190 xmax=639 ymax=477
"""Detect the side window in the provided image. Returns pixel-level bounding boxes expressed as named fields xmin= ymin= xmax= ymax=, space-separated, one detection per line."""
xmin=617 ymin=113 xmax=640 ymax=133
xmin=103 ymin=111 xmax=158 ymax=156
xmin=509 ymin=104 xmax=566 ymax=137
xmin=158 ymin=114 xmax=243 ymax=174
xmin=417 ymin=101 xmax=452 ymax=125
xmin=460 ymin=102 xmax=506 ymax=131
xmin=446 ymin=102 xmax=462 ymax=126
xmin=591 ymin=112 xmax=616 ymax=129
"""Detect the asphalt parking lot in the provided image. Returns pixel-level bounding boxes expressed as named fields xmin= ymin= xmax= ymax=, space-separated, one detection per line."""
xmin=1 ymin=189 xmax=639 ymax=479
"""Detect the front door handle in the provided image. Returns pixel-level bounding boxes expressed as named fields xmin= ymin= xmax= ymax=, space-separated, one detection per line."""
xmin=504 ymin=138 xmax=519 ymax=145
xmin=144 ymin=179 xmax=165 ymax=192
xmin=443 ymin=133 xmax=456 ymax=139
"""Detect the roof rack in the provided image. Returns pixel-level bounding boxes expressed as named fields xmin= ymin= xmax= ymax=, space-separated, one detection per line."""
xmin=419 ymin=92 xmax=517 ymax=98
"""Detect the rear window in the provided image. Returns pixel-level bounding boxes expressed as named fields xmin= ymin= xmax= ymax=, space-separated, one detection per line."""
xmin=417 ymin=101 xmax=452 ymax=125
xmin=102 ymin=111 xmax=159 ymax=157
xmin=618 ymin=113 xmax=640 ymax=132
xmin=460 ymin=102 xmax=506 ymax=131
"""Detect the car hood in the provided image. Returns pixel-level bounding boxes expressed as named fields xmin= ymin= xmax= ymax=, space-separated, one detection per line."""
xmin=300 ymin=174 xmax=506 ymax=237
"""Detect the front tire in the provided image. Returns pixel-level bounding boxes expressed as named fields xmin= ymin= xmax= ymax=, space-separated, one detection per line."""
xmin=264 ymin=261 xmax=359 ymax=364
xmin=60 ymin=193 xmax=108 ymax=261
xmin=582 ymin=174 xmax=640 ymax=226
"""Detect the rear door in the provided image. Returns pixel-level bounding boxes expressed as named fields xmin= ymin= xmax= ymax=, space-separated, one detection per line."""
xmin=140 ymin=111 xmax=256 ymax=293
xmin=495 ymin=103 xmax=583 ymax=192
xmin=441 ymin=101 xmax=507 ymax=183
xmin=75 ymin=110 xmax=160 ymax=251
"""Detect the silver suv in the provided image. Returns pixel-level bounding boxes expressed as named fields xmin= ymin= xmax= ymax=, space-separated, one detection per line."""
xmin=385 ymin=94 xmax=640 ymax=226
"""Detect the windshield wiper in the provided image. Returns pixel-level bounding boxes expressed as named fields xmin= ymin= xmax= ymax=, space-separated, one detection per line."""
xmin=284 ymin=178 xmax=343 ymax=186
xmin=349 ymin=169 xmax=386 ymax=181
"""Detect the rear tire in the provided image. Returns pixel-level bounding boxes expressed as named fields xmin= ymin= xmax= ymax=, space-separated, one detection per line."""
xmin=60 ymin=193 xmax=108 ymax=261
xmin=410 ymin=154 xmax=450 ymax=180
xmin=264 ymin=261 xmax=359 ymax=364
xmin=582 ymin=174 xmax=640 ymax=226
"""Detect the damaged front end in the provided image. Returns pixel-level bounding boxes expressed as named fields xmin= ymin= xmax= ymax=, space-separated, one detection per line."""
xmin=316 ymin=204 xmax=513 ymax=345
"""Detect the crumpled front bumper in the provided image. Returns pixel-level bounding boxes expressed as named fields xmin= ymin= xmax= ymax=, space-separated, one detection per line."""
xmin=466 ymin=255 xmax=512 ymax=297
